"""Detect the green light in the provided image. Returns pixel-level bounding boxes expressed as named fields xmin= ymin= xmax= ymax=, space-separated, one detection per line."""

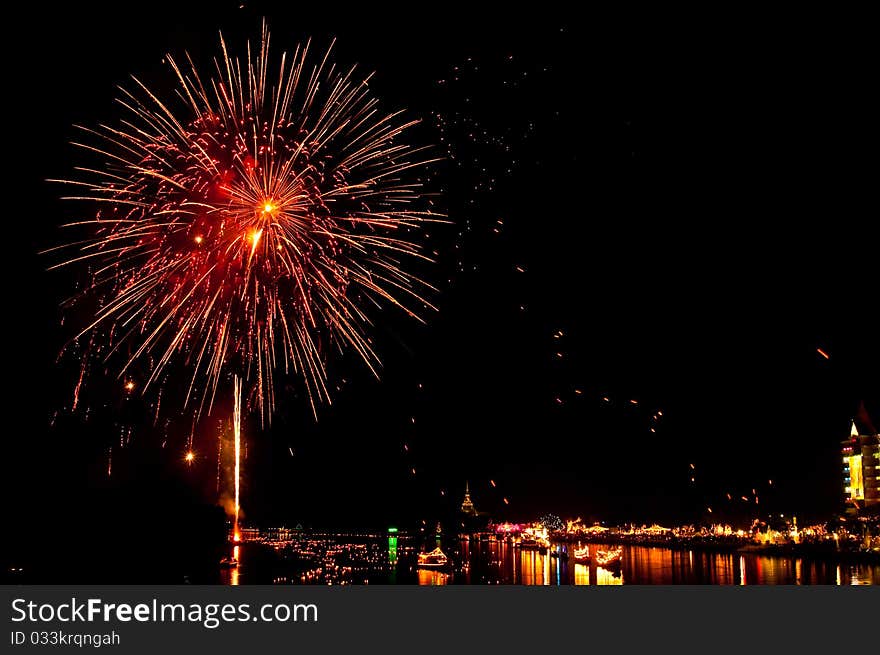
xmin=388 ymin=527 xmax=398 ymax=533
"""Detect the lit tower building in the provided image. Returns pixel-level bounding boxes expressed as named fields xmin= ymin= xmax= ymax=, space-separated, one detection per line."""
xmin=460 ymin=481 xmax=477 ymax=517
xmin=458 ymin=480 xmax=488 ymax=534
xmin=841 ymin=418 xmax=880 ymax=516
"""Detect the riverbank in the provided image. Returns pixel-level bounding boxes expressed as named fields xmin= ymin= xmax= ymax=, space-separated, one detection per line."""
xmin=563 ymin=535 xmax=880 ymax=564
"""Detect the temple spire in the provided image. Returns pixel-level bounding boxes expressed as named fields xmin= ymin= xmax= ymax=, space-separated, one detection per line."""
xmin=460 ymin=481 xmax=476 ymax=516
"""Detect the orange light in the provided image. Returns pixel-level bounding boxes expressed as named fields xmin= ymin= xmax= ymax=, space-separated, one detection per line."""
xmin=233 ymin=533 xmax=241 ymax=543
xmin=185 ymin=451 xmax=195 ymax=463
xmin=262 ymin=202 xmax=276 ymax=213
xmin=124 ymin=381 xmax=135 ymax=391
xmin=817 ymin=347 xmax=830 ymax=360
xmin=194 ymin=235 xmax=203 ymax=244
xmin=248 ymin=228 xmax=264 ymax=257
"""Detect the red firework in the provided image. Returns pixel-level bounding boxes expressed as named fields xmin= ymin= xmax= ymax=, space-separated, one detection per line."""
xmin=48 ymin=24 xmax=440 ymax=422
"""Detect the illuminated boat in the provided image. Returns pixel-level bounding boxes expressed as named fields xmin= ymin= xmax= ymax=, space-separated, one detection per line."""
xmin=517 ymin=536 xmax=550 ymax=550
xmin=219 ymin=556 xmax=239 ymax=569
xmin=594 ymin=546 xmax=622 ymax=568
xmin=573 ymin=546 xmax=590 ymax=563
xmin=417 ymin=547 xmax=450 ymax=569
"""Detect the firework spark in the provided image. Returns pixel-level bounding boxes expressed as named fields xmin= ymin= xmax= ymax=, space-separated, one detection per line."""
xmin=233 ymin=375 xmax=242 ymax=542
xmin=49 ymin=23 xmax=440 ymax=423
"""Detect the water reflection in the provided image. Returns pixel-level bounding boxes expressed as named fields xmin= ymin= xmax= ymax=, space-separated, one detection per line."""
xmin=388 ymin=536 xmax=397 ymax=585
xmin=850 ymin=567 xmax=875 ymax=585
xmin=224 ymin=539 xmax=880 ymax=585
xmin=617 ymin=545 xmax=878 ymax=585
xmin=596 ymin=567 xmax=622 ymax=586
xmin=465 ymin=541 xmax=878 ymax=585
xmin=566 ymin=544 xmax=623 ymax=585
xmin=519 ymin=549 xmax=550 ymax=585
xmin=230 ymin=545 xmax=239 ymax=586
xmin=219 ymin=545 xmax=240 ymax=586
xmin=418 ymin=569 xmax=450 ymax=585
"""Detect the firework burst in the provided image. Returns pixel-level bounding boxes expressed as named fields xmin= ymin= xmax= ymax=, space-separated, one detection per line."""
xmin=48 ymin=24 xmax=440 ymax=422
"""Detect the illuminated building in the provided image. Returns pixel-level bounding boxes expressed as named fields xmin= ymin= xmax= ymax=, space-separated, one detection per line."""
xmin=264 ymin=526 xmax=293 ymax=541
xmin=459 ymin=481 xmax=490 ymax=533
xmin=842 ymin=419 xmax=880 ymax=516
xmin=460 ymin=481 xmax=477 ymax=516
xmin=228 ymin=526 xmax=261 ymax=542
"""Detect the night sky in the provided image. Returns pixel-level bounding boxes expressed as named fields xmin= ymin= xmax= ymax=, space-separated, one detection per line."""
xmin=3 ymin=3 xmax=877 ymax=569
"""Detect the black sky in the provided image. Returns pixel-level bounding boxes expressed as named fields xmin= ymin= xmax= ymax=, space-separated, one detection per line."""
xmin=3 ymin=3 xmax=877 ymax=563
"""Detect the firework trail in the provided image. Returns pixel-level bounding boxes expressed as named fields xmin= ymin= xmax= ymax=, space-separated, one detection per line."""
xmin=48 ymin=23 xmax=440 ymax=424
xmin=233 ymin=375 xmax=242 ymax=541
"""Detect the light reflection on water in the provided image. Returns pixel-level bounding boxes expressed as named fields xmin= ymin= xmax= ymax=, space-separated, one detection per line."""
xmin=423 ymin=541 xmax=878 ymax=585
xmin=224 ymin=538 xmax=880 ymax=585
xmin=417 ymin=569 xmax=450 ymax=585
xmin=230 ymin=545 xmax=239 ymax=586
xmin=849 ymin=567 xmax=875 ymax=585
xmin=574 ymin=563 xmax=590 ymax=585
xmin=614 ymin=545 xmax=877 ymax=585
xmin=220 ymin=545 xmax=240 ymax=586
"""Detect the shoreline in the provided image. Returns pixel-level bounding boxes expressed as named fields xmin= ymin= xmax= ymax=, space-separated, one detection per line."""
xmin=562 ymin=535 xmax=880 ymax=565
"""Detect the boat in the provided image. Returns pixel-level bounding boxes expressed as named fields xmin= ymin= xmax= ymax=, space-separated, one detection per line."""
xmin=573 ymin=546 xmax=590 ymax=563
xmin=517 ymin=536 xmax=550 ymax=550
xmin=219 ymin=556 xmax=239 ymax=569
xmin=417 ymin=547 xmax=450 ymax=569
xmin=595 ymin=546 xmax=622 ymax=568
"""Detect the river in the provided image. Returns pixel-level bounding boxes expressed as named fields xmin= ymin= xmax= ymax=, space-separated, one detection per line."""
xmin=222 ymin=536 xmax=880 ymax=585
